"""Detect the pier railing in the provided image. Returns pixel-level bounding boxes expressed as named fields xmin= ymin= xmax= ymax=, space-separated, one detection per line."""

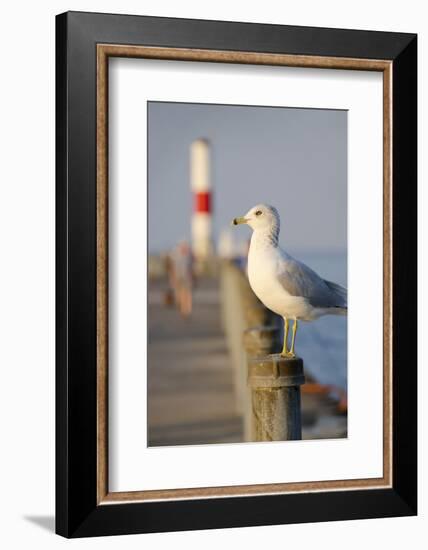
xmin=220 ymin=260 xmax=305 ymax=441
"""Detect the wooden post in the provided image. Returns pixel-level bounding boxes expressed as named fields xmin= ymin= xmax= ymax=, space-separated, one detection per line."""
xmin=243 ymin=326 xmax=281 ymax=441
xmin=247 ymin=352 xmax=305 ymax=441
xmin=220 ymin=261 xmax=280 ymax=415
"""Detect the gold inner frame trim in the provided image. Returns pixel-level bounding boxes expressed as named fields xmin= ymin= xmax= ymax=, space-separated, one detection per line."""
xmin=96 ymin=44 xmax=393 ymax=505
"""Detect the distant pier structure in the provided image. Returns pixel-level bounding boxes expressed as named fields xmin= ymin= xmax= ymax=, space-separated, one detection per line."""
xmin=190 ymin=138 xmax=214 ymax=270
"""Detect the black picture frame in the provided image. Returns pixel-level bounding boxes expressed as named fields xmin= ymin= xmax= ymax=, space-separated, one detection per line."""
xmin=56 ymin=11 xmax=417 ymax=538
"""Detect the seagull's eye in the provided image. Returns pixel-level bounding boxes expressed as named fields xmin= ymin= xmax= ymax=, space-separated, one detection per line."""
xmin=255 ymin=210 xmax=262 ymax=216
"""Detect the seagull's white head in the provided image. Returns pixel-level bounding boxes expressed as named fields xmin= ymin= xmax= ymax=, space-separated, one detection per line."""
xmin=232 ymin=204 xmax=280 ymax=233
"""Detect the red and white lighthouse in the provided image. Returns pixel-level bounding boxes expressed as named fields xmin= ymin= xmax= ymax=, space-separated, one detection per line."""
xmin=190 ymin=138 xmax=213 ymax=261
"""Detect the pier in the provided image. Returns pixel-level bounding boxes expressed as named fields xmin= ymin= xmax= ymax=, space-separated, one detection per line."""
xmin=147 ymin=265 xmax=347 ymax=446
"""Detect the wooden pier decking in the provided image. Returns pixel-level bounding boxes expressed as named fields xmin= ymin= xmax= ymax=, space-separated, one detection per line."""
xmin=148 ymin=278 xmax=243 ymax=446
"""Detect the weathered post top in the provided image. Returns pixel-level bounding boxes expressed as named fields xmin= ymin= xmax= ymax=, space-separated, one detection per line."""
xmin=246 ymin=347 xmax=305 ymax=442
xmin=248 ymin=354 xmax=305 ymax=389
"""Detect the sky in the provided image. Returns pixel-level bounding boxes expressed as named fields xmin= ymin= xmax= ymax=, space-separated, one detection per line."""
xmin=148 ymin=101 xmax=347 ymax=255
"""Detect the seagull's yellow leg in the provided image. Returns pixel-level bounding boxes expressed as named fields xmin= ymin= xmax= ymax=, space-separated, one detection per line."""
xmin=281 ymin=317 xmax=289 ymax=356
xmin=289 ymin=319 xmax=298 ymax=357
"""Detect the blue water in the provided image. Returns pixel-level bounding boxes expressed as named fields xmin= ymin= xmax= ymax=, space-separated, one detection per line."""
xmin=286 ymin=250 xmax=347 ymax=390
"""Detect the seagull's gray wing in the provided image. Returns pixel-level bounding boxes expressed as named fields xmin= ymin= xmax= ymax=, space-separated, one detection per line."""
xmin=277 ymin=256 xmax=347 ymax=309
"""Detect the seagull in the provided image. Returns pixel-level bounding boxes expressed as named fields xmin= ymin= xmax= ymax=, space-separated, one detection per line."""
xmin=233 ymin=204 xmax=347 ymax=358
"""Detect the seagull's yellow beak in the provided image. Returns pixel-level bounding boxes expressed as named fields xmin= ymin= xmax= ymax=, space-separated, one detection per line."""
xmin=232 ymin=216 xmax=248 ymax=226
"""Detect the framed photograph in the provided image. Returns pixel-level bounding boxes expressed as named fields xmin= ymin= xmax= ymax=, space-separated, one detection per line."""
xmin=56 ymin=11 xmax=417 ymax=537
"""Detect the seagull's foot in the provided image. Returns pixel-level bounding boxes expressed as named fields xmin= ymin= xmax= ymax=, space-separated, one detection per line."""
xmin=280 ymin=351 xmax=296 ymax=359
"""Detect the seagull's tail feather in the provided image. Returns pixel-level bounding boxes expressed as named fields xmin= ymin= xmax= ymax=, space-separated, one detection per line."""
xmin=324 ymin=279 xmax=347 ymax=308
